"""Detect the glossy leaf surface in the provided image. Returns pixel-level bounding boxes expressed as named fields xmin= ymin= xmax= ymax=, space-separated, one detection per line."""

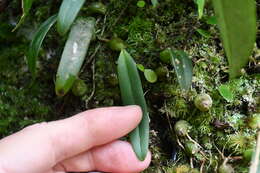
xmin=163 ymin=48 xmax=193 ymax=90
xmin=55 ymin=17 xmax=95 ymax=96
xmin=57 ymin=0 xmax=85 ymax=35
xmin=27 ymin=14 xmax=58 ymax=78
xmin=213 ymin=0 xmax=257 ymax=78
xmin=117 ymin=49 xmax=149 ymax=161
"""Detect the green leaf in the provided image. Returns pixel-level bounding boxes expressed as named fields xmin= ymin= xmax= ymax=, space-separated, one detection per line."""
xmin=144 ymin=69 xmax=157 ymax=83
xmin=163 ymin=49 xmax=193 ymax=90
xmin=57 ymin=0 xmax=85 ymax=35
xmin=117 ymin=49 xmax=149 ymax=161
xmin=196 ymin=28 xmax=211 ymax=38
xmin=195 ymin=0 xmax=205 ymax=19
xmin=137 ymin=0 xmax=146 ymax=8
xmin=55 ymin=17 xmax=96 ymax=96
xmin=151 ymin=0 xmax=159 ymax=7
xmin=12 ymin=0 xmax=34 ymax=31
xmin=137 ymin=64 xmax=145 ymax=72
xmin=212 ymin=0 xmax=257 ymax=78
xmin=206 ymin=16 xmax=217 ymax=25
xmin=218 ymin=84 xmax=234 ymax=102
xmin=27 ymin=14 xmax=58 ymax=78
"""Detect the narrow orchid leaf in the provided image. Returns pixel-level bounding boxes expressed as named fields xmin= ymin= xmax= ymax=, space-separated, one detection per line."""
xmin=162 ymin=48 xmax=193 ymax=90
xmin=117 ymin=49 xmax=149 ymax=161
xmin=212 ymin=0 xmax=257 ymax=78
xmin=57 ymin=0 xmax=85 ymax=35
xmin=27 ymin=14 xmax=58 ymax=78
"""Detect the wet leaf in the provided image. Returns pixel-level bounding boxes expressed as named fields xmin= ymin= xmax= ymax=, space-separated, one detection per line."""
xmin=12 ymin=0 xmax=34 ymax=31
xmin=55 ymin=17 xmax=96 ymax=96
xmin=57 ymin=0 xmax=85 ymax=35
xmin=163 ymin=48 xmax=193 ymax=90
xmin=213 ymin=0 xmax=257 ymax=78
xmin=27 ymin=14 xmax=58 ymax=78
xmin=117 ymin=49 xmax=149 ymax=161
xmin=144 ymin=69 xmax=157 ymax=83
xmin=218 ymin=84 xmax=234 ymax=102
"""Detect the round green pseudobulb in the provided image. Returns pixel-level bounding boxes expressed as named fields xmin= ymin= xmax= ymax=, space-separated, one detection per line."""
xmin=88 ymin=2 xmax=107 ymax=15
xmin=194 ymin=93 xmax=213 ymax=111
xmin=189 ymin=168 xmax=200 ymax=173
xmin=155 ymin=66 xmax=168 ymax=78
xmin=185 ymin=141 xmax=200 ymax=156
xmin=108 ymin=37 xmax=127 ymax=51
xmin=159 ymin=49 xmax=171 ymax=64
xmin=173 ymin=165 xmax=191 ymax=173
xmin=218 ymin=163 xmax=234 ymax=173
xmin=72 ymin=79 xmax=88 ymax=97
xmin=243 ymin=149 xmax=253 ymax=162
xmin=247 ymin=113 xmax=260 ymax=129
xmin=174 ymin=120 xmax=191 ymax=137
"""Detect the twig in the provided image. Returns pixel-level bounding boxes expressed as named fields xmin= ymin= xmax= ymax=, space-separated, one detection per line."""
xmin=176 ymin=135 xmax=185 ymax=150
xmin=186 ymin=134 xmax=204 ymax=149
xmin=85 ymin=57 xmax=96 ymax=109
xmin=249 ymin=130 xmax=260 ymax=173
xmin=190 ymin=157 xmax=194 ymax=168
xmin=200 ymin=159 xmax=205 ymax=173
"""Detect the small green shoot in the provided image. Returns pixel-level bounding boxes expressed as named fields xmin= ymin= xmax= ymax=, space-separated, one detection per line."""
xmin=12 ymin=0 xmax=34 ymax=31
xmin=137 ymin=64 xmax=145 ymax=72
xmin=195 ymin=0 xmax=205 ymax=19
xmin=137 ymin=1 xmax=146 ymax=8
xmin=218 ymin=84 xmax=234 ymax=102
xmin=196 ymin=28 xmax=211 ymax=38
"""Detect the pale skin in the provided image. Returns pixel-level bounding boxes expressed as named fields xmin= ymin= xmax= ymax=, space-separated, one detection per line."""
xmin=0 ymin=106 xmax=151 ymax=173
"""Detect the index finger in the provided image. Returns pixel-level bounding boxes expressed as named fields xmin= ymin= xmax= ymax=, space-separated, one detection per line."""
xmin=0 ymin=105 xmax=142 ymax=172
xmin=44 ymin=105 xmax=142 ymax=162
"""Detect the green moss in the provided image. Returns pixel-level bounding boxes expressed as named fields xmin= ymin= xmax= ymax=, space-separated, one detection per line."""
xmin=0 ymin=83 xmax=51 ymax=136
xmin=127 ymin=17 xmax=154 ymax=47
xmin=1 ymin=0 xmax=260 ymax=172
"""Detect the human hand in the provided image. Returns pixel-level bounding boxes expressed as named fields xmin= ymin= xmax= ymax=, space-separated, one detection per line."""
xmin=0 ymin=106 xmax=151 ymax=173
